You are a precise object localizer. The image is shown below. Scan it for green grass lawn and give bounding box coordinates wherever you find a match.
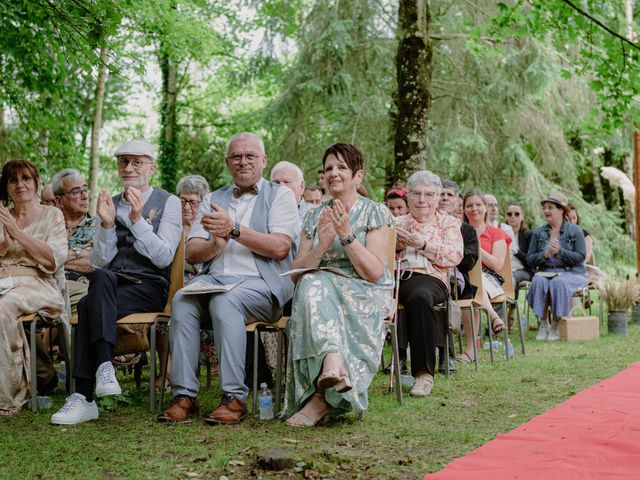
[2,314,639,480]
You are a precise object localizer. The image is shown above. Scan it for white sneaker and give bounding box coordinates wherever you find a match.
[51,393,99,425]
[547,320,560,341]
[536,320,549,341]
[95,361,122,397]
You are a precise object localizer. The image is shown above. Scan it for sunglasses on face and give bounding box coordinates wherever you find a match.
[506,211,521,217]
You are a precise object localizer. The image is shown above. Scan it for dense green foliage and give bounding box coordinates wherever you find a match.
[0,0,637,270]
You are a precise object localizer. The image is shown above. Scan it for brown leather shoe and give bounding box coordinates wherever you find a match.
[157,395,199,423]
[204,395,248,425]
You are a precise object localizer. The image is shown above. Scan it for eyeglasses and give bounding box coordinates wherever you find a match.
[228,153,261,165]
[117,158,153,169]
[180,198,201,209]
[8,176,34,186]
[61,187,89,199]
[506,211,521,217]
[409,190,437,199]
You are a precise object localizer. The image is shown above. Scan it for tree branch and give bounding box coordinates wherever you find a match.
[560,0,640,51]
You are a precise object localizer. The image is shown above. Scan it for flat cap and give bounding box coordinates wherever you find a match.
[113,140,155,161]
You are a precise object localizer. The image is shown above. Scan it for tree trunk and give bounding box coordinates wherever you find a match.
[591,155,606,206]
[159,50,178,192]
[393,0,432,183]
[89,45,110,215]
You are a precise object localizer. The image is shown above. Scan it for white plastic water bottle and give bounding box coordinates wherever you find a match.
[26,396,53,410]
[58,361,67,383]
[258,383,274,420]
[504,338,515,359]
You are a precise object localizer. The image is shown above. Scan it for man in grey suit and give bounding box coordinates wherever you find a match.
[158,132,300,425]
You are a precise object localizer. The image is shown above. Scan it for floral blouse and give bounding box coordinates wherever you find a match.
[395,211,464,287]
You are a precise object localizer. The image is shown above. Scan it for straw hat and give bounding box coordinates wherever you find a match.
[540,192,570,214]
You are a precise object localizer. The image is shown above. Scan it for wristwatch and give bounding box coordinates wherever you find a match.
[229,222,241,240]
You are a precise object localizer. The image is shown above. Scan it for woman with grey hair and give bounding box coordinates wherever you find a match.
[176,175,210,238]
[395,171,463,397]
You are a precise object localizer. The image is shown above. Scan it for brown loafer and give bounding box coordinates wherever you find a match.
[157,395,199,423]
[204,395,248,425]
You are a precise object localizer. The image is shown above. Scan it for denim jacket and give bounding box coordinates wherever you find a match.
[526,220,586,274]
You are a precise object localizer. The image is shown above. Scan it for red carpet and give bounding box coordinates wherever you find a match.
[425,362,640,479]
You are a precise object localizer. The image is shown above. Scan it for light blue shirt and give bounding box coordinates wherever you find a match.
[91,188,183,269]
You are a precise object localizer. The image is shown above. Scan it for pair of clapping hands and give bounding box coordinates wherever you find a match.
[97,187,146,228]
[395,218,426,251]
[0,204,22,249]
[543,237,560,259]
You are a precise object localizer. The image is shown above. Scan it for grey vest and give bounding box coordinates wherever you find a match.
[203,181,295,308]
[110,188,172,283]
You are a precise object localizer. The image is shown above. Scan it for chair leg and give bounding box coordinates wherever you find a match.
[275,330,283,415]
[469,307,479,372]
[252,330,259,415]
[149,323,157,410]
[486,309,494,363]
[389,323,402,405]
[502,300,509,363]
[30,320,38,412]
[514,301,526,356]
[159,325,169,410]
[58,323,72,394]
[70,325,76,394]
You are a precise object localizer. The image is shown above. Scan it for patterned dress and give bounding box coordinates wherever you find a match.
[283,196,394,418]
[0,206,67,411]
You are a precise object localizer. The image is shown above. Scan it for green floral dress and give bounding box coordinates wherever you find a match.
[283,196,394,418]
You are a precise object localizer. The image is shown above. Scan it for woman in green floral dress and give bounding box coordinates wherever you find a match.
[283,143,393,427]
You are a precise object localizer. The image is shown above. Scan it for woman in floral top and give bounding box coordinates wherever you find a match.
[395,171,463,397]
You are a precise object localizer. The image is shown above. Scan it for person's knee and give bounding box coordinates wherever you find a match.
[404,290,436,309]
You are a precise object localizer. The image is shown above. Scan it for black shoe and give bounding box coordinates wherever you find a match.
[438,356,456,375]
[38,374,59,395]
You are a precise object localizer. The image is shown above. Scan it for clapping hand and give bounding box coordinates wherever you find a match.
[0,225,14,252]
[97,188,116,228]
[544,238,560,258]
[395,226,423,250]
[201,203,234,238]
[326,199,352,239]
[317,208,337,252]
[124,186,144,224]
[0,205,19,239]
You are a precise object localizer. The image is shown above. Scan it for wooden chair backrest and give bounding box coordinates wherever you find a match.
[162,235,186,314]
[386,228,397,276]
[464,250,485,306]
[495,246,515,300]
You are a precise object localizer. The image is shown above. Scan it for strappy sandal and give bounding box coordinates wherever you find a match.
[0,407,20,416]
[285,393,329,427]
[456,352,474,364]
[491,315,506,335]
[317,370,352,393]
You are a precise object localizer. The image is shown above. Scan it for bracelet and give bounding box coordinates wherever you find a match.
[340,234,356,247]
[310,247,323,260]
[421,239,427,251]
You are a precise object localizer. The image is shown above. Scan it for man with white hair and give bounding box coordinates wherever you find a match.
[270,160,311,222]
[51,140,182,425]
[40,183,55,206]
[159,132,299,425]
[52,168,94,312]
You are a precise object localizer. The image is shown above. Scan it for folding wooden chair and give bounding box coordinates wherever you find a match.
[454,255,483,371]
[246,316,289,415]
[72,237,185,411]
[383,229,405,404]
[483,252,526,362]
[20,271,72,412]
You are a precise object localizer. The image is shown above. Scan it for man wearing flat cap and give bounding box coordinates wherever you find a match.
[51,140,182,425]
[158,132,299,425]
